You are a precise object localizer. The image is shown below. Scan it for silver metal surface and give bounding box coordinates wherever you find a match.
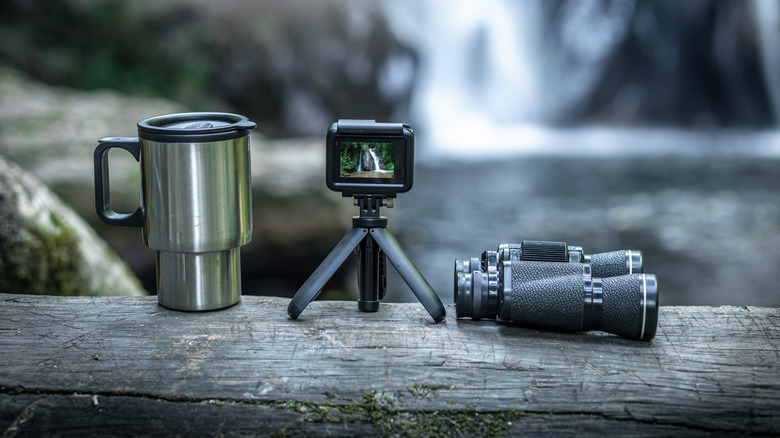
[142,135,251,311]
[141,137,252,253]
[156,248,242,311]
[628,250,643,275]
[97,112,254,312]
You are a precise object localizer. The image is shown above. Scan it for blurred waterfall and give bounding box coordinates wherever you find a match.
[385,0,780,155]
[385,0,546,152]
[753,0,780,124]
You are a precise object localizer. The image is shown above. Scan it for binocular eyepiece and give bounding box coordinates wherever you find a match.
[455,240,659,341]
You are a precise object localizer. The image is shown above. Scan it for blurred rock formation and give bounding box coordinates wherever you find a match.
[0,153,145,296]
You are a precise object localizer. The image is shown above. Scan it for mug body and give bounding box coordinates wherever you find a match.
[140,136,252,252]
[137,112,255,311]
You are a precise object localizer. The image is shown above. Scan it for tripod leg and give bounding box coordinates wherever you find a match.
[288,228,367,319]
[378,247,387,300]
[370,228,446,322]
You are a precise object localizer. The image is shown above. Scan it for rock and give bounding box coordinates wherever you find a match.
[540,0,777,127]
[0,153,146,296]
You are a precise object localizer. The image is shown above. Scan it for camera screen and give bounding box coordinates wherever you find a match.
[338,141,396,180]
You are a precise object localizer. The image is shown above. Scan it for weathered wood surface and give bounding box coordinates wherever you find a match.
[0,294,778,437]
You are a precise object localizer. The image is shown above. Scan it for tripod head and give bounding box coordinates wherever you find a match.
[352,195,391,227]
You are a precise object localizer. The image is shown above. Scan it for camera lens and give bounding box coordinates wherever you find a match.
[454,258,475,318]
[454,257,479,318]
[454,254,499,320]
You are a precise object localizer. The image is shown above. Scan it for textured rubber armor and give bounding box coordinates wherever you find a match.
[601,275,645,339]
[509,260,584,331]
[590,250,631,278]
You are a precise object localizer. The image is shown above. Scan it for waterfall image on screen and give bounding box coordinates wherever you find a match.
[339,141,395,179]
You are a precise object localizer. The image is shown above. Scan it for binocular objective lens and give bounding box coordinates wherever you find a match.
[454,257,499,320]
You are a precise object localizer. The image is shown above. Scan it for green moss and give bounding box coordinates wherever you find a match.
[267,389,526,438]
[0,195,87,295]
[408,383,439,398]
[269,427,291,438]
[389,410,524,438]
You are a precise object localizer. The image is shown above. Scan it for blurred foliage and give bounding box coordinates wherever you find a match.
[375,143,394,170]
[340,142,360,176]
[0,0,216,109]
[0,0,414,137]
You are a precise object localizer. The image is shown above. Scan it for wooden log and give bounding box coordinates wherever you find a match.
[0,294,778,436]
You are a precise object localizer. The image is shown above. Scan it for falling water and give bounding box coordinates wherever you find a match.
[385,0,544,154]
[753,0,780,123]
[384,0,780,156]
[368,149,382,171]
[355,148,391,176]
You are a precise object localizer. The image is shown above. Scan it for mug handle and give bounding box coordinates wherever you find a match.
[93,137,145,228]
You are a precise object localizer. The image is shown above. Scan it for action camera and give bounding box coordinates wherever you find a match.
[325,119,414,198]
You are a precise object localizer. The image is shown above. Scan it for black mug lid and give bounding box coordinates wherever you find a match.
[138,112,256,142]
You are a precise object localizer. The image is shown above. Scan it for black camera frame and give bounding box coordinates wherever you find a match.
[326,119,414,198]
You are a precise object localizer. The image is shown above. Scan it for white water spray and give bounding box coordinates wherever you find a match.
[384,0,780,157]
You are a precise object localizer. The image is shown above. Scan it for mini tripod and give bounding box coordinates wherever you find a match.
[287,195,446,322]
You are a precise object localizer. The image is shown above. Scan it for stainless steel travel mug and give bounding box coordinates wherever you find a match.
[94,112,256,311]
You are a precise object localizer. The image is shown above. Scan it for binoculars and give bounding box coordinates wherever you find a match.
[455,240,659,340]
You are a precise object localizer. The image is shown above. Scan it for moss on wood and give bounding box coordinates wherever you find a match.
[264,388,527,438]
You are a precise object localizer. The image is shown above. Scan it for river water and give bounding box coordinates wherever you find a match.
[382,127,780,307]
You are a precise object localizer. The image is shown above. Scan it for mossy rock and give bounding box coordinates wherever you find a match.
[0,153,145,296]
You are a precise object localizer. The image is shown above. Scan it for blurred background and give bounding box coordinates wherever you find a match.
[0,0,778,306]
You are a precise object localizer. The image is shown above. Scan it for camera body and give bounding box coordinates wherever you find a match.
[326,119,414,198]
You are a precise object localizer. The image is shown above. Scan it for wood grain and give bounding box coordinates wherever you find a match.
[0,294,777,436]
